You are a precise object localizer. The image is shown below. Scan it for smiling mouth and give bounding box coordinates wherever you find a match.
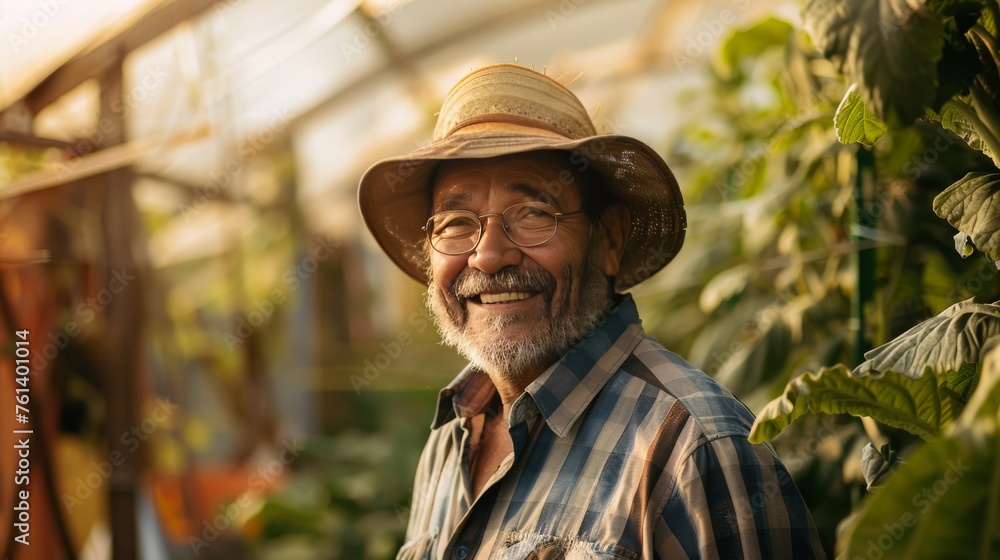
[474,291,535,304]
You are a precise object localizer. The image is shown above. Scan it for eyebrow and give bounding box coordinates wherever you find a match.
[509,183,547,201]
[432,192,469,213]
[432,182,557,213]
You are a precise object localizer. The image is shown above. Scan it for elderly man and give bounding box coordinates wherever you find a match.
[359,64,824,559]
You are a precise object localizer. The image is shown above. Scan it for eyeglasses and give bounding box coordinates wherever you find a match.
[423,201,587,255]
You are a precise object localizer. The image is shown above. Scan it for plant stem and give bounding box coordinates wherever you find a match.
[972,83,1000,154]
[970,24,1000,76]
[860,416,889,448]
[952,97,1000,166]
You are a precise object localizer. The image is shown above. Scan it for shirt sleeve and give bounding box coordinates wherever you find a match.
[654,435,826,559]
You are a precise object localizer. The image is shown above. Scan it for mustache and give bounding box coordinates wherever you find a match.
[451,267,554,299]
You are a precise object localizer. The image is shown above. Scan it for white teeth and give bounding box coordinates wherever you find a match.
[480,292,532,304]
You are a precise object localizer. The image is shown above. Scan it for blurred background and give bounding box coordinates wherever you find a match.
[2,0,997,558]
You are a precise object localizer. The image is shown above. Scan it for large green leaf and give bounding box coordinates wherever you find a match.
[804,0,944,126]
[856,298,1000,379]
[925,101,995,162]
[749,364,964,442]
[834,84,888,145]
[840,341,1000,558]
[933,172,1000,263]
[841,417,999,558]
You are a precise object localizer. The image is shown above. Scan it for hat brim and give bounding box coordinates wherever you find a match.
[358,128,686,290]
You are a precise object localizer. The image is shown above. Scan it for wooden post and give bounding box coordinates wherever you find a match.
[98,53,143,560]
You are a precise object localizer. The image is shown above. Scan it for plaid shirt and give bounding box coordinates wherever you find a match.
[399,295,825,559]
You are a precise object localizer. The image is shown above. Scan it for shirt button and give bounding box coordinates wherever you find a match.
[455,544,471,559]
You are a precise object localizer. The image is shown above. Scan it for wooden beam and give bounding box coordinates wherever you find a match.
[0,126,208,201]
[23,0,219,114]
[0,130,83,153]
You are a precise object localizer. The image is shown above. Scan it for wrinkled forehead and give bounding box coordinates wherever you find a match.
[430,151,585,211]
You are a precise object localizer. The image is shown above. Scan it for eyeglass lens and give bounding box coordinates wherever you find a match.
[427,202,559,255]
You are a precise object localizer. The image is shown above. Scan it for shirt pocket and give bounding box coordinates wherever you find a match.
[397,528,438,560]
[495,531,638,560]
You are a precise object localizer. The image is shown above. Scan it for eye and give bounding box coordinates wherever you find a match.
[508,204,554,226]
[432,213,479,238]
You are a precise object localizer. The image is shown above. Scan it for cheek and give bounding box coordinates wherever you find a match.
[429,254,465,289]
[528,247,585,301]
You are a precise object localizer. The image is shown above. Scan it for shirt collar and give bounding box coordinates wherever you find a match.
[431,295,645,434]
[524,294,644,437]
[431,364,495,429]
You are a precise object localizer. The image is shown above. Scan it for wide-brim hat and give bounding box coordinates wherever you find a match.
[358,63,686,290]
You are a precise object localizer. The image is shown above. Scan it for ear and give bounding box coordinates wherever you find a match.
[595,202,630,277]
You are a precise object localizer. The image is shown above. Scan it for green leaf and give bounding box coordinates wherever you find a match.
[841,416,999,559]
[749,364,964,442]
[958,338,1000,423]
[855,298,1000,379]
[926,101,995,163]
[945,361,982,401]
[842,340,1000,558]
[955,231,977,257]
[933,172,1000,263]
[979,0,999,36]
[719,18,795,77]
[861,442,900,490]
[834,84,889,145]
[804,0,945,126]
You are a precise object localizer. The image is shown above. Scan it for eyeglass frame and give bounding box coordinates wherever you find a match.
[422,201,590,256]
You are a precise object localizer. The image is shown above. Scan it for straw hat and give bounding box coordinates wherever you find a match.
[357,63,686,290]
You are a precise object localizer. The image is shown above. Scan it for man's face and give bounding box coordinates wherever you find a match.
[425,151,623,381]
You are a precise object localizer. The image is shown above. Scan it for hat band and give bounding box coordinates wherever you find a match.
[444,113,573,140]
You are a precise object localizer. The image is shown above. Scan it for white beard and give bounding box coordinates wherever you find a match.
[426,247,611,382]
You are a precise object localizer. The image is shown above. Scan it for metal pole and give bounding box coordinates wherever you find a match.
[853,146,877,365]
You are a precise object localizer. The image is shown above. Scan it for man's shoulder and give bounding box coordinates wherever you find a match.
[613,335,756,442]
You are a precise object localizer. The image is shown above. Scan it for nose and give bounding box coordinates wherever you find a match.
[466,215,522,274]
